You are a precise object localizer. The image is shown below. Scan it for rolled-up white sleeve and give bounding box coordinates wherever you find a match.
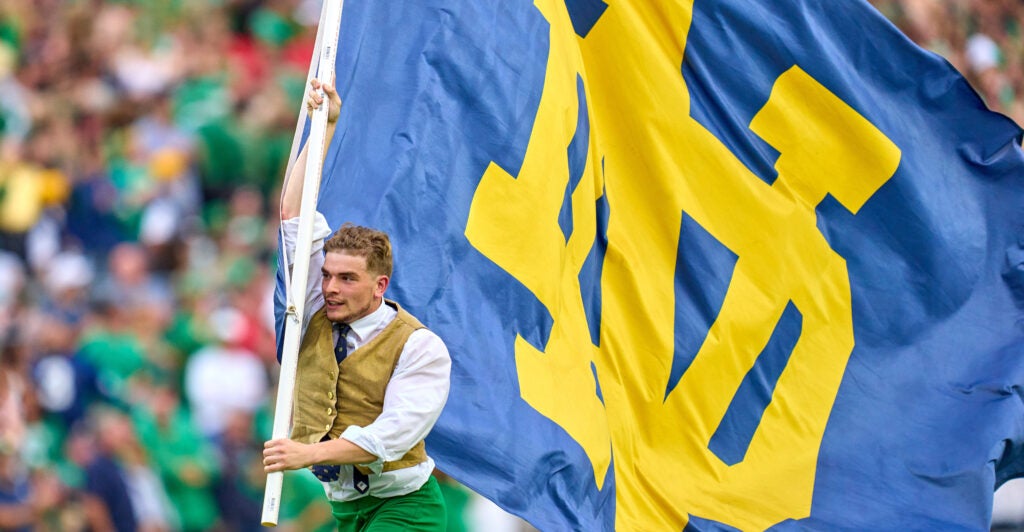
[340,328,451,473]
[280,212,333,326]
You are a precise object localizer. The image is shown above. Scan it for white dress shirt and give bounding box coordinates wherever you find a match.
[281,214,451,501]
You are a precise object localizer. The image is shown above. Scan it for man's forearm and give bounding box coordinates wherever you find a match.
[264,433,376,473]
[281,121,338,220]
[314,436,377,465]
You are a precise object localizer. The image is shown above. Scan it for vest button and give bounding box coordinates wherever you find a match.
[328,391,334,400]
[324,423,331,431]
[326,407,333,415]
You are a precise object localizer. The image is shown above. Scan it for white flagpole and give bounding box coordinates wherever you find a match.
[262,0,344,526]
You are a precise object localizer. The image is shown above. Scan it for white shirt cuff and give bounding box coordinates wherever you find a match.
[341,425,386,475]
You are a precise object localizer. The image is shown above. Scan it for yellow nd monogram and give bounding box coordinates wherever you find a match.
[465,1,900,529]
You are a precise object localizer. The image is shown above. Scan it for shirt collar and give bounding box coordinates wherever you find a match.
[346,298,390,342]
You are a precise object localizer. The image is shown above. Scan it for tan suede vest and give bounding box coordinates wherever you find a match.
[290,299,428,472]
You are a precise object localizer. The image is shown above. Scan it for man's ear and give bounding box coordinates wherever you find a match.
[375,275,390,298]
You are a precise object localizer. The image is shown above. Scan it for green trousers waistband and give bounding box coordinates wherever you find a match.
[329,476,446,532]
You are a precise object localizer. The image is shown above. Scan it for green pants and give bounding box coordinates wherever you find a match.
[329,476,447,532]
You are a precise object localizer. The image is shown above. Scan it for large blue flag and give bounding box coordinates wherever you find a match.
[280,0,1024,529]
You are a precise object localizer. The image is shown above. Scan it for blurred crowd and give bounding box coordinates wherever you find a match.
[0,0,1017,530]
[0,0,342,529]
[870,0,1024,124]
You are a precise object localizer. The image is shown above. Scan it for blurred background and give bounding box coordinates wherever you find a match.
[0,0,1018,530]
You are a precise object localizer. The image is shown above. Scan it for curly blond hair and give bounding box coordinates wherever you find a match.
[323,223,393,277]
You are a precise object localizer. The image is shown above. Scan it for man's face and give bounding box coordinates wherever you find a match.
[321,251,388,324]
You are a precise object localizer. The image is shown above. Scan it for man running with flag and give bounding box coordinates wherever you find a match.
[263,78,451,532]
